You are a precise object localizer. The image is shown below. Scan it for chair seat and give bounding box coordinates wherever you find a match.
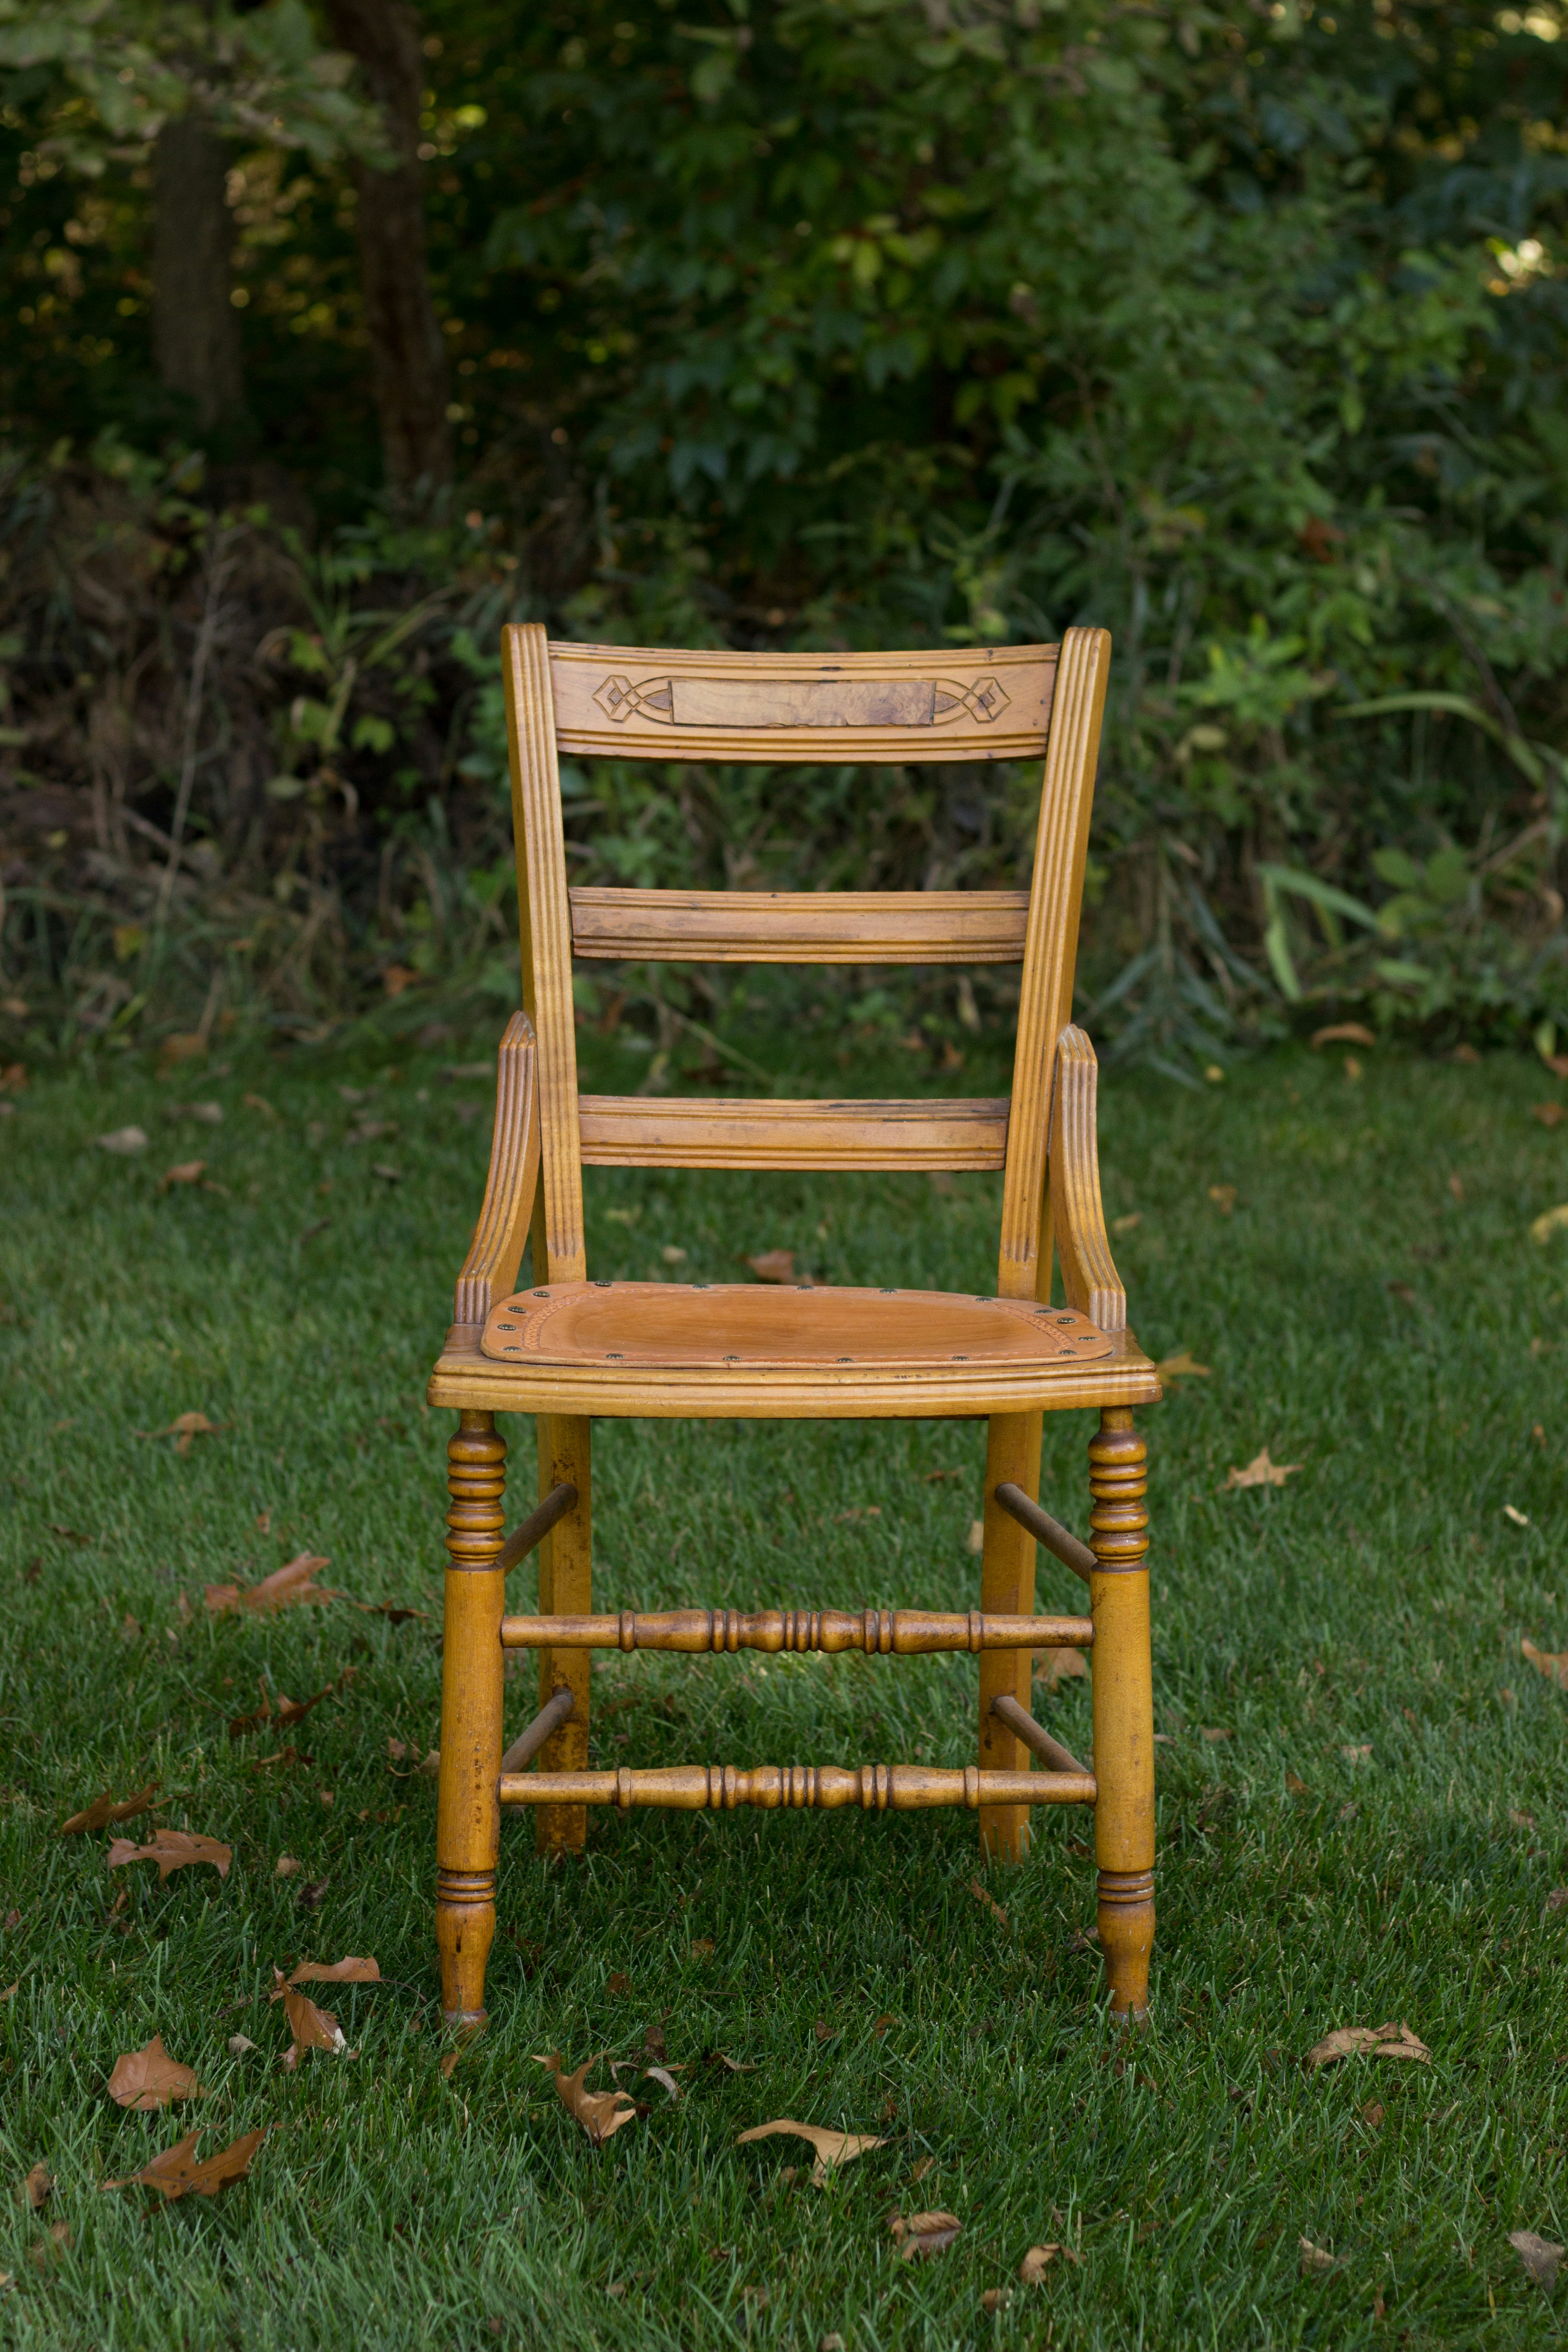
[426,1282,1161,1420]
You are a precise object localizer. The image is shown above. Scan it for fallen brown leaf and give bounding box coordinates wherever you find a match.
[227,2035,255,2056]
[205,1551,336,1615]
[107,1829,231,1882]
[1019,2244,1077,2283]
[708,2051,759,2072]
[107,2034,204,2110]
[298,1877,329,1910]
[137,1411,224,1455]
[1522,1637,1568,1690]
[980,2286,1011,2314]
[1034,1645,1089,1691]
[103,2126,266,2200]
[20,2164,50,2211]
[813,2018,837,2045]
[690,1937,714,1960]
[534,2050,638,2146]
[1285,1771,1309,1796]
[1362,2100,1385,2127]
[1509,2230,1564,2290]
[59,1783,159,1835]
[280,1987,346,2068]
[891,2210,962,2259]
[274,1856,302,1879]
[1533,1102,1567,1129]
[911,2154,936,2182]
[1208,1183,1237,1215]
[967,1875,1009,1927]
[1200,1726,1234,1743]
[607,1973,631,1995]
[1306,2021,1429,2068]
[1156,1350,1211,1380]
[735,2120,887,2187]
[0,1982,16,2002]
[645,2066,682,2099]
[1299,2237,1336,2275]
[1222,1448,1303,1491]
[275,1955,379,1990]
[1546,1886,1568,1915]
[159,1161,206,1192]
[1311,1022,1376,1049]
[229,1681,337,1740]
[745,1249,795,1284]
[94,1125,147,1155]
[1111,1210,1141,1234]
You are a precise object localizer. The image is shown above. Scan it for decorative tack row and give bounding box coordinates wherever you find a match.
[498,1606,1093,1655]
[497,1763,1096,1812]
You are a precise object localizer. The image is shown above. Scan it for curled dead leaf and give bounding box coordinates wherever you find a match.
[535,2050,638,2146]
[1306,2021,1429,2068]
[59,1783,159,1835]
[20,2164,50,2211]
[735,2120,887,2187]
[204,1552,336,1615]
[227,2035,255,2056]
[708,2051,759,2072]
[1522,1637,1568,1691]
[644,2066,682,2099]
[1311,1022,1376,1049]
[745,1250,796,1284]
[1223,1448,1303,1491]
[890,2210,962,2259]
[274,1856,302,1879]
[967,1875,1009,1927]
[1299,2237,1336,2275]
[1509,2230,1564,2290]
[107,1829,230,1882]
[981,2286,1012,2313]
[275,1955,379,1989]
[103,2126,265,2200]
[279,1986,346,2068]
[107,2034,204,2110]
[1019,2244,1067,2283]
[159,1161,206,1191]
[136,1411,225,1456]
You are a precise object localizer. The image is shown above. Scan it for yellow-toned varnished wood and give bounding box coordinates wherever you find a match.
[1050,1025,1127,1333]
[568,887,1030,964]
[435,1411,507,2028]
[977,1411,1043,1864]
[498,1764,1094,1810]
[1088,1407,1154,2019]
[503,623,585,1285]
[498,1606,1092,1653]
[533,1413,593,1857]
[547,640,1058,766]
[452,1010,540,1327]
[997,627,1112,1301]
[577,1094,1009,1171]
[427,1314,1159,1421]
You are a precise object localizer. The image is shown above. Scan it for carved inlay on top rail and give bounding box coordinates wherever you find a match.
[590,673,1011,730]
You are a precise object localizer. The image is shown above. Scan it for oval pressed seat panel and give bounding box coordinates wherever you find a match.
[481,1282,1114,1371]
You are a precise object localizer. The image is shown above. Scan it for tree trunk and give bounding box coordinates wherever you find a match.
[152,116,244,431]
[323,0,452,492]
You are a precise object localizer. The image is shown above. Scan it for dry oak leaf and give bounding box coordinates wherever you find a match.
[137,1411,225,1455]
[735,2120,887,2188]
[534,2050,638,2146]
[1156,1350,1212,1381]
[204,1551,336,1615]
[1019,2244,1080,2282]
[890,2210,963,2259]
[1299,2238,1336,2275]
[103,2126,266,2200]
[20,2164,50,2211]
[270,1956,379,1999]
[279,1988,346,2068]
[1034,1645,1089,1691]
[745,1249,796,1284]
[1522,1637,1568,1691]
[1311,1022,1377,1049]
[1509,2230,1564,2290]
[107,2034,205,2110]
[107,1829,231,1882]
[58,1783,158,1836]
[1222,1449,1303,1491]
[1306,2021,1430,2068]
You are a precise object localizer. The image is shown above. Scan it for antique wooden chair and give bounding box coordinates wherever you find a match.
[427,624,1159,2032]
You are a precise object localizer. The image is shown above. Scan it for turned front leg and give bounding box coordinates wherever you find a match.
[436,1411,507,2029]
[1088,1406,1154,2019]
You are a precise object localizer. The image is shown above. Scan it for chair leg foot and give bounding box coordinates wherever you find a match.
[1098,1866,1154,2019]
[436,1865,495,2029]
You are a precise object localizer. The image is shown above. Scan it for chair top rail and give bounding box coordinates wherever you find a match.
[548,638,1058,764]
[568,886,1030,964]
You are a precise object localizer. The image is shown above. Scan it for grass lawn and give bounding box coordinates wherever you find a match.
[1,1012,1567,2350]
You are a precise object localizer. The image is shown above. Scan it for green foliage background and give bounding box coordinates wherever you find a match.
[4,0,1568,1063]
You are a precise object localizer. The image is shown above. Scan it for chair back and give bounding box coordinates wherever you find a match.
[500,624,1111,1302]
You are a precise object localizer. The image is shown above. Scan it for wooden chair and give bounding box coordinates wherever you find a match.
[427,625,1160,2031]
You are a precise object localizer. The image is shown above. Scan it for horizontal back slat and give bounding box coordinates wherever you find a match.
[550,639,1057,764]
[578,1094,1009,1171]
[569,887,1029,965]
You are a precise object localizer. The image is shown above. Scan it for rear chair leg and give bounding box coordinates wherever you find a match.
[1088,1406,1155,2019]
[436,1411,507,2029]
[978,1411,1044,1865]
[535,1414,593,1857]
